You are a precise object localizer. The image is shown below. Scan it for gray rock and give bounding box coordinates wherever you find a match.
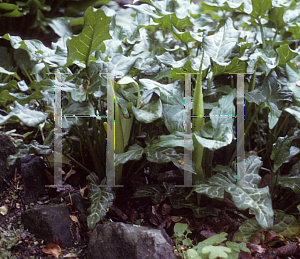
[0,133,21,194]
[21,203,80,248]
[50,191,88,229]
[87,222,177,259]
[20,154,47,204]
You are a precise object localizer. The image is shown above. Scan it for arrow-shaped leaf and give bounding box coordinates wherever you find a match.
[67,7,112,66]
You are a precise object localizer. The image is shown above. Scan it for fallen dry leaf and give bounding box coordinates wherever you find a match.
[42,243,61,258]
[70,215,79,223]
[0,205,8,216]
[64,252,78,258]
[171,216,183,222]
[79,185,88,198]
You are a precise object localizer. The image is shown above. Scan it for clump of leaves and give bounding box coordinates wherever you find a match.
[173,222,193,257]
[173,223,250,259]
[0,223,24,258]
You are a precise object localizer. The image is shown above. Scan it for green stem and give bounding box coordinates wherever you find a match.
[274,114,290,138]
[92,118,104,166]
[228,105,260,166]
[79,140,85,166]
[62,152,94,175]
[83,121,103,177]
[22,65,33,83]
[283,196,300,213]
[203,148,214,179]
[276,189,293,206]
[192,48,205,206]
[196,44,200,56]
[259,19,266,49]
[255,113,262,152]
[271,168,279,199]
[272,31,278,47]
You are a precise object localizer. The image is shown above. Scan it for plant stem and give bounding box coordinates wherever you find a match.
[228,105,260,166]
[284,197,300,213]
[255,113,262,152]
[83,121,103,177]
[62,152,94,175]
[192,48,205,206]
[271,168,279,199]
[272,31,278,47]
[274,114,290,138]
[259,19,266,49]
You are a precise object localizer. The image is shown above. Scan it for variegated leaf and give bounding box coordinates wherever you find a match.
[192,155,274,229]
[86,173,115,230]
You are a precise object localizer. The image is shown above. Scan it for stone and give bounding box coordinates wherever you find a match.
[50,191,88,229]
[21,203,80,248]
[21,154,47,204]
[0,133,21,194]
[87,222,177,259]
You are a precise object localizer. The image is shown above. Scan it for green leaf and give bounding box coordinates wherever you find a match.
[186,249,203,259]
[132,98,162,123]
[271,128,300,172]
[193,90,236,151]
[174,223,191,237]
[251,0,272,19]
[139,79,185,105]
[169,24,202,44]
[272,210,300,238]
[133,182,175,204]
[0,101,48,127]
[48,17,73,37]
[115,144,144,166]
[204,18,240,63]
[150,131,193,150]
[126,4,162,19]
[192,155,274,230]
[1,33,55,63]
[269,6,287,30]
[203,232,227,245]
[284,106,300,123]
[201,245,232,259]
[163,104,185,133]
[271,174,300,194]
[117,76,141,107]
[67,7,112,66]
[86,172,115,230]
[233,209,300,242]
[286,64,300,106]
[211,57,246,77]
[0,67,20,80]
[110,53,140,75]
[276,45,298,67]
[226,241,250,253]
[248,44,279,76]
[169,188,218,218]
[0,3,19,11]
[245,73,292,129]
